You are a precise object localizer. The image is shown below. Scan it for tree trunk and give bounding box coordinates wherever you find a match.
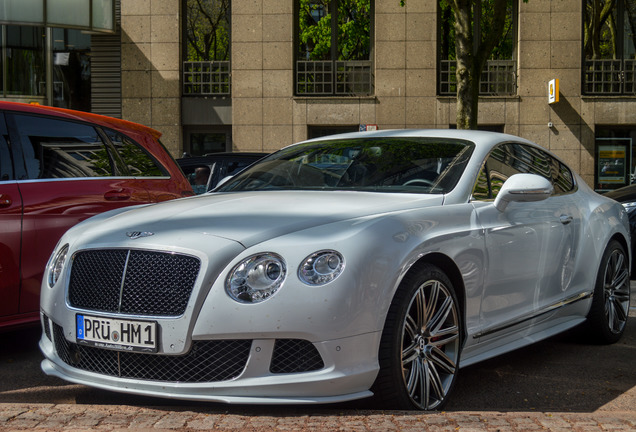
[452,0,477,129]
[450,0,510,130]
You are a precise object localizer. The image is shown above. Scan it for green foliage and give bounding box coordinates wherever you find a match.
[299,0,332,60]
[298,0,370,60]
[88,148,113,177]
[337,0,371,60]
[118,141,163,177]
[185,0,230,62]
[438,0,515,61]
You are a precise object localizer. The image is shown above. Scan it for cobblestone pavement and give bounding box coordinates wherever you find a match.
[1,293,634,431]
[1,403,636,431]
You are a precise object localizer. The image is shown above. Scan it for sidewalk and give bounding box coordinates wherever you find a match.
[2,403,636,431]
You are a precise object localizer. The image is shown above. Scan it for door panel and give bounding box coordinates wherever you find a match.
[0,182,22,319]
[474,194,577,337]
[18,179,151,314]
[7,112,152,316]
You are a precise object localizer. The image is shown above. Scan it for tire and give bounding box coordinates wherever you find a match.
[373,263,462,410]
[586,240,631,344]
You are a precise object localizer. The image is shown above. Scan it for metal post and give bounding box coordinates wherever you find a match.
[1,26,6,98]
[46,27,53,106]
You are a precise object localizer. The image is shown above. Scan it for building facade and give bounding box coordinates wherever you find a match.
[2,0,635,191]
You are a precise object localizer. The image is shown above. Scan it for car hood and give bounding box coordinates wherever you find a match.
[75,191,445,248]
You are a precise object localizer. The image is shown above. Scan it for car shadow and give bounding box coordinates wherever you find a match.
[1,307,634,413]
[443,316,636,412]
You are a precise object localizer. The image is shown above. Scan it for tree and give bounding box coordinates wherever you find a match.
[403,0,522,130]
[185,0,230,62]
[298,0,371,61]
[584,0,617,59]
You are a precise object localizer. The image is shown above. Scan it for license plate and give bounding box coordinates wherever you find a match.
[76,314,158,353]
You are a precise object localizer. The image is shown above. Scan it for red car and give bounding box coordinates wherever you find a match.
[0,102,193,330]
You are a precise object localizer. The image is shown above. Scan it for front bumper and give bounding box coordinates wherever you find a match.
[39,324,381,404]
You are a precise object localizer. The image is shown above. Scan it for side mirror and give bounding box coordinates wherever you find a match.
[494,173,554,212]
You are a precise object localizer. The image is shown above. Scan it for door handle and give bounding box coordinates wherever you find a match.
[559,214,573,225]
[104,190,131,201]
[0,193,11,208]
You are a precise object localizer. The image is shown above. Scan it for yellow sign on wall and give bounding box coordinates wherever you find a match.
[548,79,559,104]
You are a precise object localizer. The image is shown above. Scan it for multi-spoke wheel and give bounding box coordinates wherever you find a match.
[587,240,630,344]
[373,264,462,410]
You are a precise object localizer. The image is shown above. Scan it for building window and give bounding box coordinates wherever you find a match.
[52,28,91,112]
[308,125,359,139]
[183,127,231,156]
[595,127,636,191]
[2,26,46,98]
[583,0,636,95]
[438,0,517,96]
[295,0,373,97]
[183,0,231,96]
[0,25,91,110]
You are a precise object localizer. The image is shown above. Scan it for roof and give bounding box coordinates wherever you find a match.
[0,101,162,140]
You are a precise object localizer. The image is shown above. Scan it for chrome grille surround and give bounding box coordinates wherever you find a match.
[68,249,201,316]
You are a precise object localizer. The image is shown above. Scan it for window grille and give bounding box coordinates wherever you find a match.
[625,60,636,94]
[584,59,636,95]
[335,61,373,95]
[183,61,230,96]
[296,60,373,96]
[439,60,517,96]
[297,61,333,95]
[584,60,623,95]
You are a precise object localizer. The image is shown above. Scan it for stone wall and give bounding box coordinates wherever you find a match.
[117,0,636,187]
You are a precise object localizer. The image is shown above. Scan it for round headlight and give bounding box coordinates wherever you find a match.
[299,250,344,286]
[226,253,286,303]
[48,244,69,287]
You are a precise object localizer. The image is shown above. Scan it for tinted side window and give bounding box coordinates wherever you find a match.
[473,143,574,201]
[505,143,575,194]
[473,145,514,201]
[552,160,575,194]
[105,129,166,177]
[222,159,254,177]
[0,115,12,181]
[11,114,113,179]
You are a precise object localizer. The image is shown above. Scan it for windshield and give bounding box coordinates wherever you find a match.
[217,137,474,194]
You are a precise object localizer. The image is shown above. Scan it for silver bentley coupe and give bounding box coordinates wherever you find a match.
[40,129,631,410]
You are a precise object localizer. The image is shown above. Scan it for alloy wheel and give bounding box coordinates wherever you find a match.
[400,279,460,410]
[602,248,630,335]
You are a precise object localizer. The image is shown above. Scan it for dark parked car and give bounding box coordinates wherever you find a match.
[0,101,193,330]
[177,152,268,194]
[605,184,636,277]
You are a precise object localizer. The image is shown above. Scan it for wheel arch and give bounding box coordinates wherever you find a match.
[610,232,631,275]
[402,252,467,343]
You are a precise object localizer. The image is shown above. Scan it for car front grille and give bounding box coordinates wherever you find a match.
[53,324,251,383]
[68,249,200,316]
[270,339,325,373]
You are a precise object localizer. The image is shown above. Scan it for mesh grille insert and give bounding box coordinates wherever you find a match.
[53,324,251,383]
[270,339,324,373]
[69,249,200,316]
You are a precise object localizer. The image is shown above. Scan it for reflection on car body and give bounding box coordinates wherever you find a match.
[0,101,192,330]
[40,129,630,410]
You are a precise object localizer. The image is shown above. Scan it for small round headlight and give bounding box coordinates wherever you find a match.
[299,250,345,286]
[226,253,286,303]
[48,244,69,287]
